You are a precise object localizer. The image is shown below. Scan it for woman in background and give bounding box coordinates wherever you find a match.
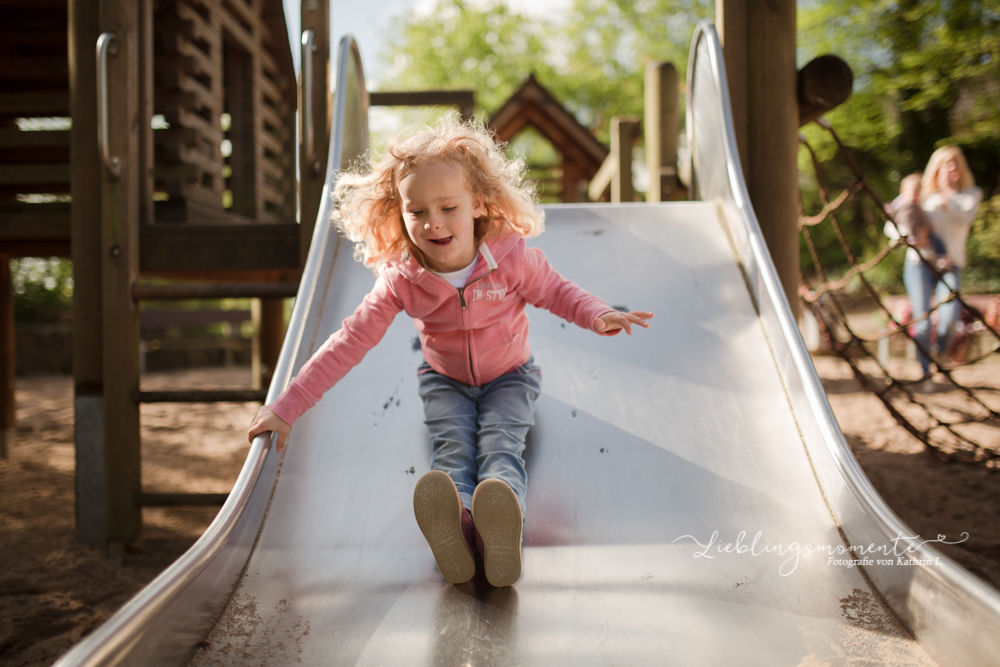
[911,146,982,385]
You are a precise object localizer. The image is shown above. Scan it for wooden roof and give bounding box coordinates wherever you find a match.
[488,75,608,170]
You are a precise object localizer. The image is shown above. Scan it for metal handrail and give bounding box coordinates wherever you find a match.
[96,32,121,178]
[301,29,317,175]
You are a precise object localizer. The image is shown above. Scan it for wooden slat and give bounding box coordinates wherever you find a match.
[370,90,476,109]
[258,104,286,136]
[256,72,283,106]
[257,127,283,156]
[170,107,223,144]
[178,144,224,178]
[138,389,267,402]
[0,91,69,115]
[220,0,269,41]
[212,3,258,55]
[0,203,70,238]
[0,128,70,148]
[0,59,69,79]
[174,4,222,52]
[258,180,284,206]
[134,282,297,300]
[139,223,299,271]
[257,155,284,181]
[0,164,70,185]
[139,493,229,506]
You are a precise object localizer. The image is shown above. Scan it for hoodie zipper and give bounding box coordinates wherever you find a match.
[456,268,496,384]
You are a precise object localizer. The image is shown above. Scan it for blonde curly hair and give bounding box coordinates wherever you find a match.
[333,116,544,270]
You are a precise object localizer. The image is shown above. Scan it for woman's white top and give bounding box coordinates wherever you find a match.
[922,187,983,269]
[431,255,479,288]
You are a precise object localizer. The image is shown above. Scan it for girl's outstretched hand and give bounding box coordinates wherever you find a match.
[594,310,654,335]
[248,405,292,452]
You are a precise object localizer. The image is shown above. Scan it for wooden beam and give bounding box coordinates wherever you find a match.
[0,92,70,116]
[0,164,71,185]
[139,223,300,271]
[70,0,107,548]
[369,90,475,119]
[137,389,267,403]
[0,129,70,149]
[98,0,144,551]
[133,281,298,300]
[0,202,71,236]
[138,492,229,506]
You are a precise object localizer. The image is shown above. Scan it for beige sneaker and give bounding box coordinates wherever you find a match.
[413,471,476,584]
[472,479,523,587]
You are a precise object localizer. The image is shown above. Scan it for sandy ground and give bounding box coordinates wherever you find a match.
[1,359,999,667]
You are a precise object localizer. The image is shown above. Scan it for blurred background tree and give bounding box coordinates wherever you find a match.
[384,0,1000,292]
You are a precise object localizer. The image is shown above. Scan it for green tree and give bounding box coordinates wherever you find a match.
[377,0,711,142]
[546,0,711,135]
[379,0,558,113]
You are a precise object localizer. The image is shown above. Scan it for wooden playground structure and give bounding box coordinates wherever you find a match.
[0,0,850,557]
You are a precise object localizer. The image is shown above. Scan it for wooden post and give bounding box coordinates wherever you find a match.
[718,0,799,319]
[611,116,639,203]
[252,298,285,391]
[0,257,14,459]
[644,62,681,202]
[299,0,330,263]
[717,0,749,178]
[70,0,107,546]
[71,0,146,555]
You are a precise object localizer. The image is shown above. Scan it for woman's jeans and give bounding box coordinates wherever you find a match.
[417,359,542,516]
[903,258,961,375]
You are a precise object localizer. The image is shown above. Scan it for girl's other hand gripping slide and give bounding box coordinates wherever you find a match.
[248,405,292,452]
[594,310,654,335]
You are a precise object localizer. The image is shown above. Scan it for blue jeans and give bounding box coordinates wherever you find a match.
[417,358,542,516]
[903,258,961,375]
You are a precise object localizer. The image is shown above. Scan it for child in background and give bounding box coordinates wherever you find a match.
[248,118,652,587]
[896,203,951,272]
[885,172,948,262]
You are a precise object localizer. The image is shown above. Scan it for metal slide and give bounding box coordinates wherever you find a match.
[56,23,1000,667]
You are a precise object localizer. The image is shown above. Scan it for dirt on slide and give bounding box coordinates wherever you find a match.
[1,360,999,666]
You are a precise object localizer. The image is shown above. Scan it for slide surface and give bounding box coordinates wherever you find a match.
[187,201,936,665]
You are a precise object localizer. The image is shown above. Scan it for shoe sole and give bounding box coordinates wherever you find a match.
[413,471,475,584]
[472,479,523,587]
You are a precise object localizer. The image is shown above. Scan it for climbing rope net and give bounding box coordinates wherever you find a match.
[798,120,1000,468]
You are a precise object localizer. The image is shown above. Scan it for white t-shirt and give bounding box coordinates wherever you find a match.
[923,187,983,269]
[432,255,479,288]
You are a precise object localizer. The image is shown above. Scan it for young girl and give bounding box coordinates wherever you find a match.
[247,118,652,587]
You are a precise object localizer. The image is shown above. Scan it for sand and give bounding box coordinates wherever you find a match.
[1,359,998,667]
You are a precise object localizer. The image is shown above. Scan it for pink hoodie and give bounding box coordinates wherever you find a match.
[270,232,616,426]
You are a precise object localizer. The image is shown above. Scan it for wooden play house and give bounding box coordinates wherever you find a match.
[489,75,608,203]
[0,0,335,555]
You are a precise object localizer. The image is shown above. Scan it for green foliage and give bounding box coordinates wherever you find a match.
[380,0,558,113]
[12,258,73,323]
[378,0,711,143]
[965,194,1000,293]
